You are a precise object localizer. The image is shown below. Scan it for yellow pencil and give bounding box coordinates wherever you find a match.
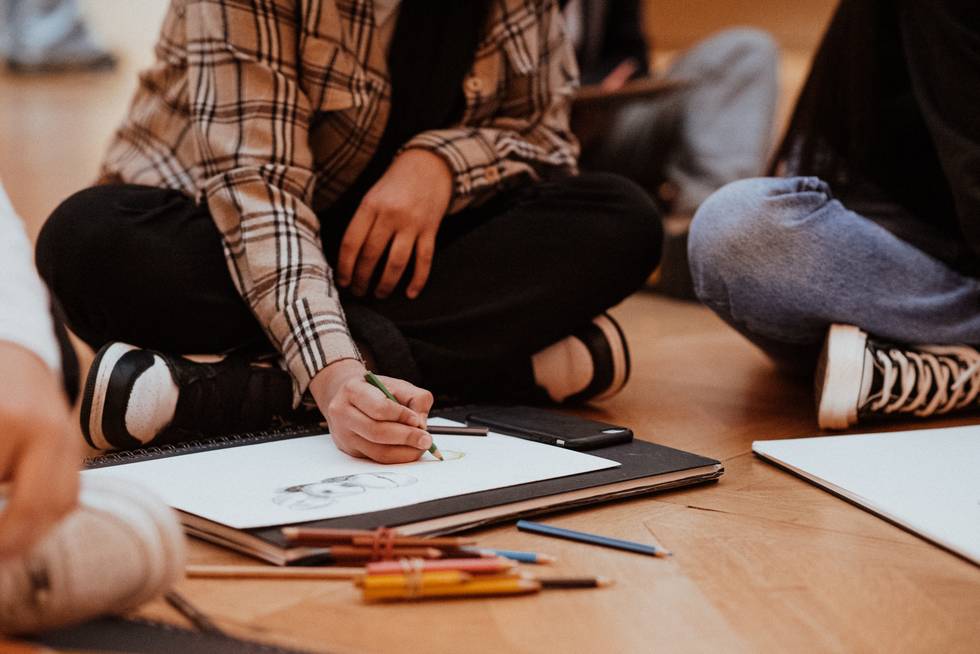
[358,571,472,589]
[362,577,540,601]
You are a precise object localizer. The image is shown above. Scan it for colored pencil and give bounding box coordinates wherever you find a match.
[324,545,445,561]
[358,571,472,589]
[461,547,557,564]
[426,425,489,436]
[365,557,516,575]
[516,520,672,557]
[535,576,614,589]
[364,372,443,460]
[349,535,477,548]
[281,527,476,549]
[185,565,363,580]
[362,577,540,601]
[281,526,375,544]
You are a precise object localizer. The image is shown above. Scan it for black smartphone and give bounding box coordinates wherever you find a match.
[463,405,633,451]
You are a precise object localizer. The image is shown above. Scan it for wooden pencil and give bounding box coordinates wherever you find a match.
[282,526,379,543]
[365,557,516,575]
[348,535,477,548]
[186,564,364,580]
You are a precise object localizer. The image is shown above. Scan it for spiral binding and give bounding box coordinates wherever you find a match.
[83,424,323,469]
[83,406,472,469]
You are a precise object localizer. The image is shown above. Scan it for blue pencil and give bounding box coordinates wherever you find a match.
[462,547,557,564]
[516,520,672,558]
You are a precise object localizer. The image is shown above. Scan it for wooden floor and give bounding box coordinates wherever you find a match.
[2,4,979,653]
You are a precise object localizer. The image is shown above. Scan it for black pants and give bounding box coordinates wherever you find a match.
[36,173,662,402]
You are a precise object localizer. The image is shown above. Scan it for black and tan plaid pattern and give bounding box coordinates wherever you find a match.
[101,0,579,396]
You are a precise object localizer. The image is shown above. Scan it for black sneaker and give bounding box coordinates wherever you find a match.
[80,343,298,450]
[532,314,631,404]
[816,324,980,429]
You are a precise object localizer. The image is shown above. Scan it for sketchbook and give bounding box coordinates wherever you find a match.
[753,425,980,566]
[84,416,722,565]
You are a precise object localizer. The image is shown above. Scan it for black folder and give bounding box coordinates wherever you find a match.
[86,408,723,565]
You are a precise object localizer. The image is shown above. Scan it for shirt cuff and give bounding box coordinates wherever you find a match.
[268,297,362,402]
[402,129,505,213]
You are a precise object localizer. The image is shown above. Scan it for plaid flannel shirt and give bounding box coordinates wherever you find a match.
[101,0,580,397]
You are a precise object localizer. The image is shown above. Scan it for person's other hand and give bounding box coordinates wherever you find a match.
[310,359,435,464]
[600,58,639,92]
[337,149,453,300]
[0,342,79,560]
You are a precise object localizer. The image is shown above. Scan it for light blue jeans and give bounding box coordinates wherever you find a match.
[585,29,778,213]
[688,177,980,372]
[0,0,106,65]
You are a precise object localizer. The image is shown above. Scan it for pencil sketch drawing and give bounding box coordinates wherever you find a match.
[272,472,418,510]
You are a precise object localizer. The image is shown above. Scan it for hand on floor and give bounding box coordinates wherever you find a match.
[311,359,435,464]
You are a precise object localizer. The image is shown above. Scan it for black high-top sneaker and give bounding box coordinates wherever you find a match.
[80,342,302,450]
[531,314,631,404]
[816,324,980,429]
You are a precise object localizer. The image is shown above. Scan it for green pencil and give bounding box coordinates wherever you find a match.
[364,372,444,461]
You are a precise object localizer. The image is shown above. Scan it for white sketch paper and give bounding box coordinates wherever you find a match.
[84,419,620,528]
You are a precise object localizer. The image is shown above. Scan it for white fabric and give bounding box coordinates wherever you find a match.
[562,0,584,51]
[0,180,60,371]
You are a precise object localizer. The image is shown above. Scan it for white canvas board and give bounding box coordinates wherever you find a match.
[84,419,619,529]
[753,425,980,565]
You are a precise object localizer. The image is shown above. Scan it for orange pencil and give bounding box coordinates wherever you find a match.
[349,535,476,548]
[325,546,444,561]
[366,557,515,575]
[363,577,540,601]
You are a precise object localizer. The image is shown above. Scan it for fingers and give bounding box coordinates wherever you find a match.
[347,405,432,450]
[379,376,435,418]
[406,233,435,299]
[337,202,377,288]
[350,380,423,426]
[351,223,394,297]
[335,431,425,465]
[0,424,78,559]
[374,232,415,299]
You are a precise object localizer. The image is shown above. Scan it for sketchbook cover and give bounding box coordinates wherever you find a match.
[753,425,980,566]
[243,436,720,548]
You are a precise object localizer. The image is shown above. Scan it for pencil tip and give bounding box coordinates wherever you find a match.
[655,550,672,558]
[433,449,445,461]
[596,576,615,587]
[538,554,558,564]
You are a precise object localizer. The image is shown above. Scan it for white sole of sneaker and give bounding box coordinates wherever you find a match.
[816,324,868,430]
[591,314,630,401]
[81,342,138,450]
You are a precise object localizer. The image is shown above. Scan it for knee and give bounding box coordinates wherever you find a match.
[709,28,779,76]
[36,186,117,296]
[570,173,664,280]
[688,176,832,308]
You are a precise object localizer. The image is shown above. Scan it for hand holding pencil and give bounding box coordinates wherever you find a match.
[310,360,436,464]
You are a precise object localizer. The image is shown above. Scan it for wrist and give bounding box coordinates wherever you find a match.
[310,358,367,408]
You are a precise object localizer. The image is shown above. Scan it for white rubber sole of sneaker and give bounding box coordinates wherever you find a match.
[82,342,138,450]
[816,324,868,430]
[591,314,629,401]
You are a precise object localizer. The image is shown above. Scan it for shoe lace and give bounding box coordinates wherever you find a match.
[864,344,980,417]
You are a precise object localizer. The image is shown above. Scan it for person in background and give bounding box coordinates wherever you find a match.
[563,0,777,297]
[0,180,182,635]
[689,0,980,430]
[0,0,114,72]
[36,0,662,464]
